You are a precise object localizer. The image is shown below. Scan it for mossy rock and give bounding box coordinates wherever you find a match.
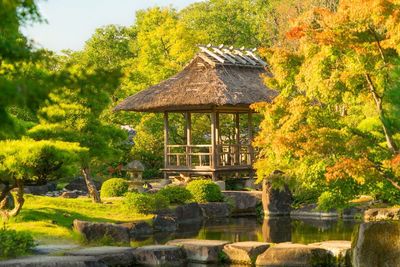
[352,221,400,267]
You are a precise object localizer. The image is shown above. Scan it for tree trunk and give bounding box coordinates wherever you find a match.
[365,73,398,154]
[0,180,24,219]
[81,168,101,203]
[0,184,10,210]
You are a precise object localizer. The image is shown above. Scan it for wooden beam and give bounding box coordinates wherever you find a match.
[199,46,225,63]
[235,113,240,165]
[185,112,192,168]
[248,111,254,167]
[247,111,254,179]
[164,112,169,176]
[211,110,218,180]
[215,111,220,167]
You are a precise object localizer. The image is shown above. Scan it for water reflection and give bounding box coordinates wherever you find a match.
[130,216,360,247]
[262,217,291,243]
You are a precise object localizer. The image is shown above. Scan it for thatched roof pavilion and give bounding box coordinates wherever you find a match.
[115,45,277,180]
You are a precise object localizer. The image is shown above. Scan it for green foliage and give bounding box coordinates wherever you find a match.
[186,180,223,203]
[130,113,164,178]
[369,180,400,205]
[100,178,129,198]
[0,139,88,185]
[0,227,35,259]
[124,192,169,214]
[317,191,343,212]
[317,179,359,211]
[158,185,193,205]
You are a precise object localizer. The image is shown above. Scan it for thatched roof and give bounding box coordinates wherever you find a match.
[114,45,277,112]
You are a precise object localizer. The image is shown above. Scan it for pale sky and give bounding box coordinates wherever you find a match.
[23,0,201,53]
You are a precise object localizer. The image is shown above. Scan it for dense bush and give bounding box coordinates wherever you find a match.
[0,228,35,259]
[158,185,193,204]
[186,179,223,203]
[124,192,169,214]
[100,178,129,198]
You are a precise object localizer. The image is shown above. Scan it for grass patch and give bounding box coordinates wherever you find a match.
[2,194,152,244]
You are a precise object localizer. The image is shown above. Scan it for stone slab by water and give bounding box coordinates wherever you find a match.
[223,241,271,264]
[0,256,105,267]
[65,246,135,267]
[255,243,335,267]
[133,245,186,266]
[167,239,230,263]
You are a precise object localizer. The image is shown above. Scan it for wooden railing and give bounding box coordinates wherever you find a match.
[166,144,252,168]
[166,145,212,168]
[217,144,252,166]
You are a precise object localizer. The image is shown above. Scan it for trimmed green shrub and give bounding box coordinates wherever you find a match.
[158,185,193,204]
[124,192,169,214]
[186,179,223,203]
[100,178,129,198]
[0,228,35,259]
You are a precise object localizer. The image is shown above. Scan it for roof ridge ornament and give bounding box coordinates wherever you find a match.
[198,44,267,68]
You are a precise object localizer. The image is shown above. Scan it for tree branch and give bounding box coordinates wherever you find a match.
[364,73,398,154]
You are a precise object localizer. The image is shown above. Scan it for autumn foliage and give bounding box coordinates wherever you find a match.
[254,0,400,208]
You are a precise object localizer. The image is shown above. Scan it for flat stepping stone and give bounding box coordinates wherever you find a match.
[309,240,351,257]
[65,246,135,267]
[0,255,105,267]
[132,245,186,266]
[167,239,230,263]
[255,242,335,267]
[223,241,271,264]
[33,244,81,255]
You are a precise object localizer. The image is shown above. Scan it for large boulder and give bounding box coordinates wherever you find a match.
[132,245,186,266]
[174,202,203,222]
[24,183,55,195]
[65,246,135,267]
[73,219,130,244]
[352,221,400,267]
[223,241,270,265]
[120,221,153,238]
[166,239,230,263]
[222,191,262,215]
[255,243,335,267]
[199,202,231,219]
[309,240,351,266]
[65,178,101,192]
[153,215,178,232]
[262,181,292,216]
[0,256,105,267]
[364,207,400,221]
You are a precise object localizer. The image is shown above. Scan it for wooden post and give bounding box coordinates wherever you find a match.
[215,112,220,167]
[248,111,255,178]
[164,112,169,179]
[211,110,218,180]
[235,113,240,165]
[185,112,192,167]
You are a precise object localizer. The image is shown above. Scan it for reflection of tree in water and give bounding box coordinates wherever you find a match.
[262,217,292,243]
[197,217,262,242]
[291,219,359,244]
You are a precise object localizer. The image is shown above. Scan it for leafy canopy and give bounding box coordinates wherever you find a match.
[253,0,400,207]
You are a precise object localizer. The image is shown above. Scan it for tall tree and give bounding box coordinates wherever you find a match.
[29,51,127,203]
[253,0,400,208]
[0,0,52,139]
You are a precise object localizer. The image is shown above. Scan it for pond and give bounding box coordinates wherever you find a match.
[130,216,360,247]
